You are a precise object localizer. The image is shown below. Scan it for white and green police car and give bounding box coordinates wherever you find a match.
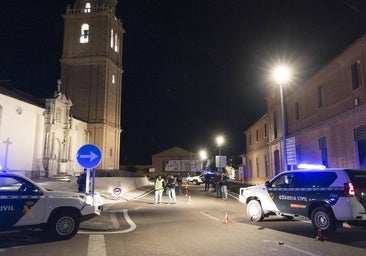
[0,171,102,240]
[239,168,366,234]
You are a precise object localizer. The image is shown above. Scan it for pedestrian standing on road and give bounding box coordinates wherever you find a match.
[221,171,229,199]
[166,173,176,204]
[214,171,222,198]
[154,175,165,204]
[177,173,183,194]
[77,168,87,193]
[204,172,211,191]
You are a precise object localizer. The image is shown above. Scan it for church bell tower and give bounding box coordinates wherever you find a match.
[60,0,124,169]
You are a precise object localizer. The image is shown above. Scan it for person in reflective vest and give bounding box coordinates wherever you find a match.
[154,175,165,204]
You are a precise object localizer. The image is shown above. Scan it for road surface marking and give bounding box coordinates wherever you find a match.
[79,209,137,235]
[200,211,220,221]
[88,235,106,256]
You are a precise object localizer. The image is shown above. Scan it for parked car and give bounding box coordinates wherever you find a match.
[0,171,102,240]
[187,174,204,185]
[239,168,366,234]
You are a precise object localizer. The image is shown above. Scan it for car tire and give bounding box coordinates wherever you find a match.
[48,210,80,240]
[311,206,337,234]
[192,180,198,185]
[247,200,264,222]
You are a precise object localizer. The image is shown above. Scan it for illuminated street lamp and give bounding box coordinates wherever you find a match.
[272,65,291,171]
[216,135,224,172]
[199,150,207,172]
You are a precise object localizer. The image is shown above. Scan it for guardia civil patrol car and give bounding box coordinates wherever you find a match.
[239,168,366,234]
[0,171,102,240]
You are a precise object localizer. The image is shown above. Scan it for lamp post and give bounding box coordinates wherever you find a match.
[216,136,224,172]
[273,66,291,171]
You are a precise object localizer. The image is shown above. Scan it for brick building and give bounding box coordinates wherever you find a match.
[244,34,366,184]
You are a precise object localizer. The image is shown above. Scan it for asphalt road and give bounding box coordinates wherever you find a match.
[1,184,366,256]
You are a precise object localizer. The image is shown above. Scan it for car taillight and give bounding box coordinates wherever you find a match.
[344,182,355,196]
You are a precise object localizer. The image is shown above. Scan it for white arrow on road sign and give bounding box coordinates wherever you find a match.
[79,151,98,162]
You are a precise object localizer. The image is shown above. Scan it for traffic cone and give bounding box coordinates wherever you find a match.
[188,196,192,204]
[223,212,231,224]
[314,228,325,241]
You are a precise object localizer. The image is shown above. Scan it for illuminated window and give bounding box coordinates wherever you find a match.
[114,33,118,52]
[112,74,116,84]
[85,2,91,13]
[110,29,114,48]
[80,24,89,44]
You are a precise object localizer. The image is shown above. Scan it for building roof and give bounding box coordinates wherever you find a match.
[0,81,44,108]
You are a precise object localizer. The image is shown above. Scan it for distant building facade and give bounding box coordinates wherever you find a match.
[244,34,366,184]
[151,147,199,177]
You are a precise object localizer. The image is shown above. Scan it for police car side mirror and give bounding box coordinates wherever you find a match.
[31,187,42,195]
[265,181,270,187]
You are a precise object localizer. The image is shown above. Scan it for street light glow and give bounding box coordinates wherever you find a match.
[273,65,291,85]
[216,136,224,147]
[199,150,207,160]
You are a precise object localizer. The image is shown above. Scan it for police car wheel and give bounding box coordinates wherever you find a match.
[311,206,336,234]
[247,200,264,222]
[193,180,198,185]
[48,211,80,240]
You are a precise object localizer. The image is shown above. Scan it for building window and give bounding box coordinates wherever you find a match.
[295,101,300,120]
[352,61,361,90]
[110,29,114,48]
[265,154,269,177]
[80,24,89,44]
[114,33,119,52]
[318,86,324,108]
[249,159,252,178]
[256,157,260,178]
[112,74,116,84]
[110,29,119,52]
[249,134,252,145]
[84,2,91,13]
[256,129,259,142]
[273,111,278,139]
[319,137,328,167]
[264,123,267,137]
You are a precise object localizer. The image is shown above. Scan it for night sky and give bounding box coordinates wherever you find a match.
[1,1,366,164]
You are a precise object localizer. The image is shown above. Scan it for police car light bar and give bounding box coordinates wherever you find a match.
[298,163,326,170]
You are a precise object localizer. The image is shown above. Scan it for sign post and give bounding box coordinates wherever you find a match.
[76,144,102,194]
[286,137,297,169]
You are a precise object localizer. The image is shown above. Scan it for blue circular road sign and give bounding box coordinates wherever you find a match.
[77,144,103,169]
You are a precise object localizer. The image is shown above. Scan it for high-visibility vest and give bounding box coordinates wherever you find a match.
[155,178,164,190]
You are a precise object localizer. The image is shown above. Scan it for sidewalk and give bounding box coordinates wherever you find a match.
[35,178,154,231]
[80,185,154,231]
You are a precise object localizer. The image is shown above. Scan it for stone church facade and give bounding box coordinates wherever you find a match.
[0,0,124,177]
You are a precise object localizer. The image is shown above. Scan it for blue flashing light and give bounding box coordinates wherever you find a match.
[298,163,326,170]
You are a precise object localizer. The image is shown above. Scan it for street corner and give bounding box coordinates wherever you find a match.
[79,212,120,231]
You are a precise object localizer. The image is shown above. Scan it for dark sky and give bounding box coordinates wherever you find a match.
[1,1,366,164]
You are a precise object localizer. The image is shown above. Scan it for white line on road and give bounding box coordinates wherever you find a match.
[88,235,106,256]
[78,209,137,235]
[200,211,220,221]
